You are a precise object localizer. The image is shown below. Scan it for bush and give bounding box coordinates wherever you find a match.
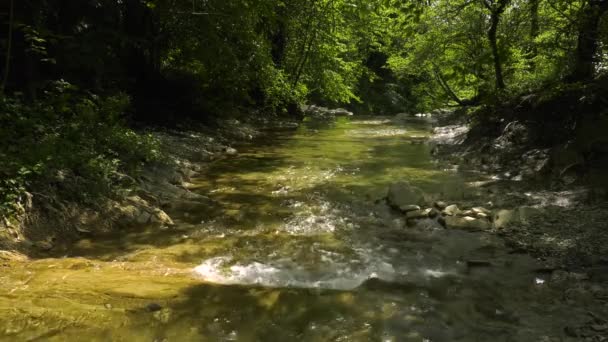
[0,81,161,216]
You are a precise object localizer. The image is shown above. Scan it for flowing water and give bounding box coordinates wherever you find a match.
[0,117,593,341]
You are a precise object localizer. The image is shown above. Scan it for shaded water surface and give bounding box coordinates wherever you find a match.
[0,117,590,341]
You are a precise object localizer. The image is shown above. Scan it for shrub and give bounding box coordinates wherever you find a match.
[0,81,161,216]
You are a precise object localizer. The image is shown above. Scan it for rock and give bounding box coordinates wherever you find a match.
[195,150,215,162]
[224,147,238,156]
[386,182,426,212]
[425,208,440,218]
[472,207,491,215]
[151,209,174,226]
[461,210,474,217]
[400,205,421,212]
[442,204,460,216]
[434,201,448,210]
[406,210,428,220]
[445,216,491,231]
[136,211,152,224]
[493,209,517,229]
[475,212,489,219]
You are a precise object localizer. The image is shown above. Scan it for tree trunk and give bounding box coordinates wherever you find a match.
[488,11,505,89]
[570,0,608,81]
[528,0,539,69]
[433,66,464,105]
[1,0,14,94]
[483,0,510,90]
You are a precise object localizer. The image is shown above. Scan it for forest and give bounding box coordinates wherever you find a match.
[0,0,608,340]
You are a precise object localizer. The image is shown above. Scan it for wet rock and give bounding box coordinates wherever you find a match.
[434,201,448,210]
[224,147,238,156]
[386,182,426,211]
[472,207,491,215]
[445,216,491,231]
[151,209,174,226]
[442,204,460,216]
[425,208,440,218]
[400,205,421,212]
[406,210,428,220]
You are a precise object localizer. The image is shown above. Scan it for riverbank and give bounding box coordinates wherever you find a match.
[424,109,608,339]
[0,115,300,259]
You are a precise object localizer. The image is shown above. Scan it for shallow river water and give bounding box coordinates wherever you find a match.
[0,117,593,341]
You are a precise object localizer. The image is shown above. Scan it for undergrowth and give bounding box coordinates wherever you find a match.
[0,81,161,218]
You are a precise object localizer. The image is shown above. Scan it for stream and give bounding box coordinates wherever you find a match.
[0,116,594,341]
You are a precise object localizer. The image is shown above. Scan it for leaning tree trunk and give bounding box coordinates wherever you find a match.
[570,0,608,81]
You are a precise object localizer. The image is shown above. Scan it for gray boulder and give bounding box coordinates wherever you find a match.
[387,182,427,212]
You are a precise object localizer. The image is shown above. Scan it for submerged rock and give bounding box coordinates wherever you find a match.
[386,182,426,212]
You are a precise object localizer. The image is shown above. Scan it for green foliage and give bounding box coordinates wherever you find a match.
[0,82,161,216]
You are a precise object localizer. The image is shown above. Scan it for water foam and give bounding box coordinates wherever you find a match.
[193,256,395,290]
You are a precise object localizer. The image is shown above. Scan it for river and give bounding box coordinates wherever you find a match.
[0,116,591,341]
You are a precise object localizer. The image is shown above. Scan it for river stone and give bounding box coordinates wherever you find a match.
[472,207,491,215]
[224,147,238,156]
[387,182,426,212]
[406,209,428,220]
[401,205,421,212]
[425,208,440,218]
[442,204,460,216]
[445,216,491,231]
[151,209,174,226]
[434,201,448,210]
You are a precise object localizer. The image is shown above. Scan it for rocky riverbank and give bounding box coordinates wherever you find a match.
[414,109,608,340]
[0,116,300,259]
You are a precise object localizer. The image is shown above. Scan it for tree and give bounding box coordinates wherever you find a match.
[482,0,511,90]
[570,0,608,80]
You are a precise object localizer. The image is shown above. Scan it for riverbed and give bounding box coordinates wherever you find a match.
[0,116,598,341]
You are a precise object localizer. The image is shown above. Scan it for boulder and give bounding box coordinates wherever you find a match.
[386,182,426,212]
[445,216,491,231]
[442,204,460,216]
